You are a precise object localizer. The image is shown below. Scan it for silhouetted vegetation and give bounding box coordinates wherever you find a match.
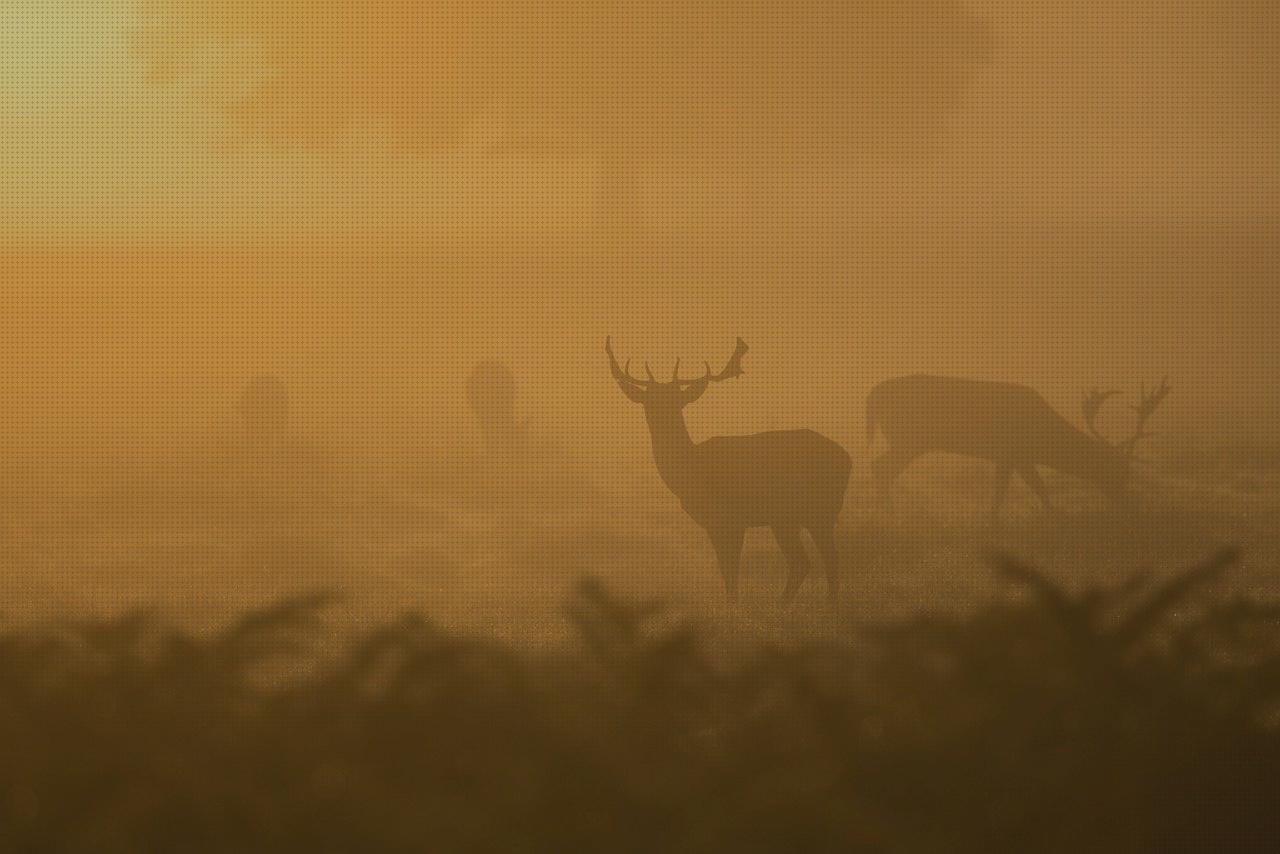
[3,548,1276,852]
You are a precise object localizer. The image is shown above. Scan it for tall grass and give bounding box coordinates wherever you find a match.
[2,549,1277,852]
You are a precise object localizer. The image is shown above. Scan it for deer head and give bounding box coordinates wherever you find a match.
[1080,378,1171,504]
[605,337,748,414]
[1082,378,1171,458]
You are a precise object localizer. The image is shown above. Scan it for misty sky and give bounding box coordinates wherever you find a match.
[1,1,1276,469]
[3,1,1273,233]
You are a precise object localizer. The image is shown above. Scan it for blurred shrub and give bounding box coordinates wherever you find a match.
[2,550,1277,852]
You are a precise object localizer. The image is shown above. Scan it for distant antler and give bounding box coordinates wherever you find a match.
[1082,387,1119,439]
[1122,377,1171,454]
[1082,379,1170,454]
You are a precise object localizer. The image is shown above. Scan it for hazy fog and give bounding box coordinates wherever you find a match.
[2,2,1274,492]
[2,219,1274,499]
[3,7,1278,846]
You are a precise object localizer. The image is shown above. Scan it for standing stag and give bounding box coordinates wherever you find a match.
[606,338,851,602]
[866,375,1171,523]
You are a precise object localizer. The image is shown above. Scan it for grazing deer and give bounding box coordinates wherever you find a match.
[866,375,1170,523]
[606,338,852,602]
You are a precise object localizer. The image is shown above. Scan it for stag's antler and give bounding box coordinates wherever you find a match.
[1082,387,1120,439]
[606,337,659,389]
[702,338,748,384]
[607,337,747,389]
[1122,377,1171,453]
[1082,379,1170,455]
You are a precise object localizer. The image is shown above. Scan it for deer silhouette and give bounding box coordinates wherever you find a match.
[607,338,851,602]
[467,361,530,460]
[866,375,1171,523]
[235,374,332,509]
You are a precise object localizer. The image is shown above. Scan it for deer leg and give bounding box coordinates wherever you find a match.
[1018,465,1059,518]
[709,527,745,601]
[989,464,1013,527]
[773,526,811,604]
[872,448,911,512]
[810,525,842,603]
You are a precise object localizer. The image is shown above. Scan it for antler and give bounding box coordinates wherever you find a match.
[702,338,749,384]
[606,337,748,389]
[606,337,658,389]
[1082,387,1119,439]
[1123,377,1171,452]
[1082,378,1171,454]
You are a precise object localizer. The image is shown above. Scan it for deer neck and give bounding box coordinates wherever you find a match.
[644,408,697,497]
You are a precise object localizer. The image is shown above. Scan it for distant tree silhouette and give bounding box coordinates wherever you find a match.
[133,1,993,229]
[607,338,851,602]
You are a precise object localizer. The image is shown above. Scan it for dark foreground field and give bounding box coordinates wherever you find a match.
[2,443,1279,852]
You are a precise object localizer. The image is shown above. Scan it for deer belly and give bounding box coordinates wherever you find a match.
[879,415,1023,465]
[681,479,830,528]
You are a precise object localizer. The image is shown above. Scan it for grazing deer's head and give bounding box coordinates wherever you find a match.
[1082,378,1172,500]
[605,337,748,421]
